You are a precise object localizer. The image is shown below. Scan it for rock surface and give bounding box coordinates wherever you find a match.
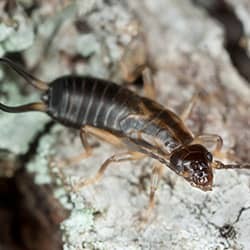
[0,1,249,250]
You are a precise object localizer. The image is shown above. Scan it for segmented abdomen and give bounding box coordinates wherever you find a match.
[45,75,193,154]
[45,76,139,131]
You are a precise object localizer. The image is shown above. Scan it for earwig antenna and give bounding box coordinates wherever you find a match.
[0,102,47,113]
[0,57,49,91]
[213,160,250,169]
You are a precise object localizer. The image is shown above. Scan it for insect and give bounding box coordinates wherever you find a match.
[0,57,249,216]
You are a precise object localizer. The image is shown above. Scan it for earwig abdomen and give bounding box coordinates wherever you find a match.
[45,76,193,155]
[45,76,139,130]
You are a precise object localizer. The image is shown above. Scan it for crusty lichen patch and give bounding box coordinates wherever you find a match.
[60,194,94,250]
[0,8,34,54]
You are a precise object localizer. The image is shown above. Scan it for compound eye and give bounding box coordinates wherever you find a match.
[206,152,213,162]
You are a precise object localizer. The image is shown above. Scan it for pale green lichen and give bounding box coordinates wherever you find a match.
[76,0,100,16]
[0,12,34,53]
[23,122,95,248]
[37,3,77,38]
[0,23,14,42]
[76,34,100,57]
[26,127,58,184]
[26,129,95,250]
[61,192,94,250]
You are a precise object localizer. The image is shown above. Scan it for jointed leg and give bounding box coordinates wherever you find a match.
[192,133,223,155]
[121,61,156,100]
[142,67,156,100]
[53,125,125,168]
[84,125,124,147]
[134,163,164,229]
[56,127,93,168]
[120,35,147,84]
[144,163,164,219]
[193,135,250,170]
[181,93,199,122]
[74,151,146,190]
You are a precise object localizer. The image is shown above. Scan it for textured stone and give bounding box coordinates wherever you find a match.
[0,1,249,249]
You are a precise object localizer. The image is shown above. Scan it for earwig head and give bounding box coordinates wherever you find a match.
[170,144,213,191]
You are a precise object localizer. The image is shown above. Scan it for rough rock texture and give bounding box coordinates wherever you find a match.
[0,1,250,250]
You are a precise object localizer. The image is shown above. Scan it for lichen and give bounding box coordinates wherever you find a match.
[0,22,14,42]
[0,10,34,54]
[23,122,95,249]
[26,125,60,184]
[61,193,94,250]
[76,34,100,57]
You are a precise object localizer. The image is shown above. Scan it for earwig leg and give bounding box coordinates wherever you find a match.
[74,151,146,190]
[120,50,156,100]
[124,66,156,100]
[53,126,125,168]
[119,35,146,84]
[133,163,164,230]
[141,67,156,100]
[56,127,93,168]
[144,163,164,219]
[121,123,171,158]
[120,61,145,84]
[84,125,124,147]
[192,134,223,156]
[193,134,241,162]
[181,93,199,121]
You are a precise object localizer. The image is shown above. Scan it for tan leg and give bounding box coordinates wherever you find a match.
[56,127,93,168]
[55,125,126,168]
[192,134,241,163]
[84,125,124,147]
[121,59,156,100]
[192,133,223,153]
[144,163,164,218]
[120,61,145,84]
[74,151,146,190]
[142,67,156,100]
[181,93,199,121]
[119,34,147,84]
[134,163,164,229]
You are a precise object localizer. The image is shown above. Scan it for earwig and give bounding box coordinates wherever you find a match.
[0,57,249,215]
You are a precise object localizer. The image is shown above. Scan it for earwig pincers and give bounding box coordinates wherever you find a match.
[0,57,249,216]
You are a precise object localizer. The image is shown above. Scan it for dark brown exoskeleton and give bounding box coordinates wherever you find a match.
[0,58,249,217]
